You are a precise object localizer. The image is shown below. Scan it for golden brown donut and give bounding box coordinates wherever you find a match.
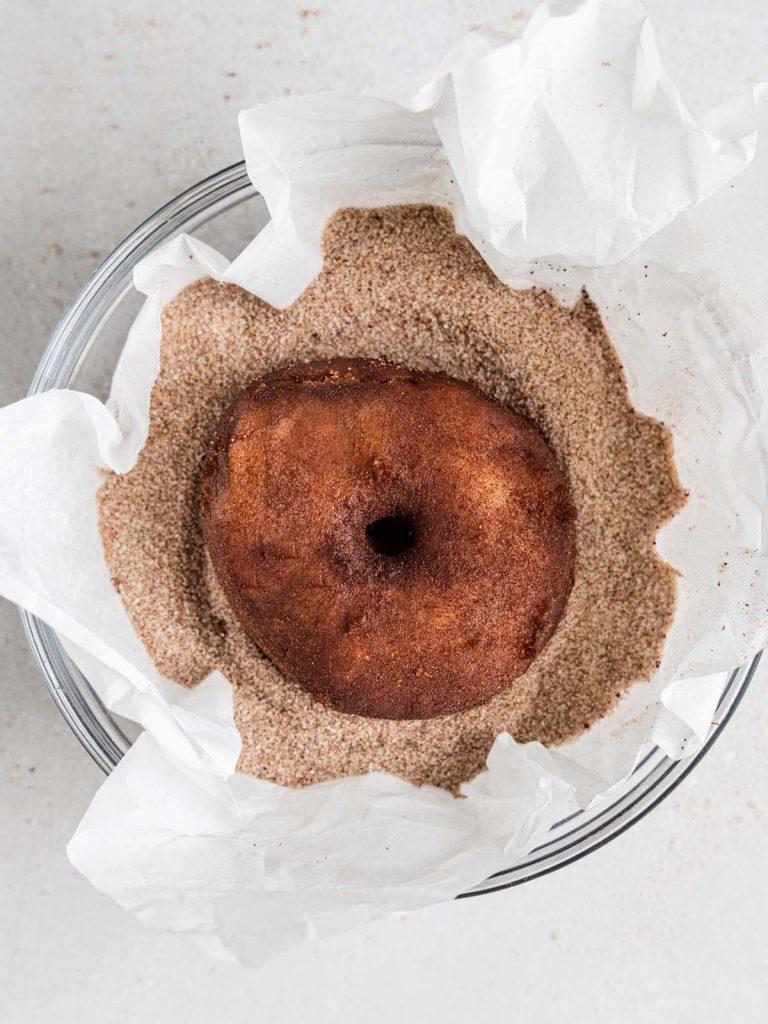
[201,358,576,719]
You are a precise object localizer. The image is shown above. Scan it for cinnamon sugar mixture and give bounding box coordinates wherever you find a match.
[99,206,684,791]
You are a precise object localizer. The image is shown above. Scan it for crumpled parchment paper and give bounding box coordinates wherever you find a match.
[1,0,766,966]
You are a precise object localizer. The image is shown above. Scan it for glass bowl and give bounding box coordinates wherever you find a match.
[22,162,761,897]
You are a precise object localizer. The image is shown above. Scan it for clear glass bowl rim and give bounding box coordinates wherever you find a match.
[21,161,761,898]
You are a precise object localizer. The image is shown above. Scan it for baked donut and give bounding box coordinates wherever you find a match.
[201,358,576,720]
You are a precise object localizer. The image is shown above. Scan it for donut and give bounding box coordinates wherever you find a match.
[201,358,576,720]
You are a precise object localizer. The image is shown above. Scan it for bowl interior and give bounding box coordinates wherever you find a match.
[23,162,759,895]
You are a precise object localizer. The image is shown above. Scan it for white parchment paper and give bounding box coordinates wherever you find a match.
[1,0,767,966]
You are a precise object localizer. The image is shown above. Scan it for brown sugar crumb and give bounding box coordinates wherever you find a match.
[98,205,684,792]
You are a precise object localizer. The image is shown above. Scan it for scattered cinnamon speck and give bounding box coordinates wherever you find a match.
[48,242,62,257]
[298,7,322,32]
[747,799,766,821]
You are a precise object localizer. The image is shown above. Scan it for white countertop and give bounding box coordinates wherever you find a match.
[2,1,768,1021]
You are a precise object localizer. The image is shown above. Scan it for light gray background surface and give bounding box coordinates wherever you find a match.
[2,2,768,1021]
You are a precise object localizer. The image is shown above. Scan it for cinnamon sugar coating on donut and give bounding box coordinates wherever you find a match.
[201,358,576,719]
[99,205,684,790]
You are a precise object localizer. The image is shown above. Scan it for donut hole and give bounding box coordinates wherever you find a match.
[365,515,416,557]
